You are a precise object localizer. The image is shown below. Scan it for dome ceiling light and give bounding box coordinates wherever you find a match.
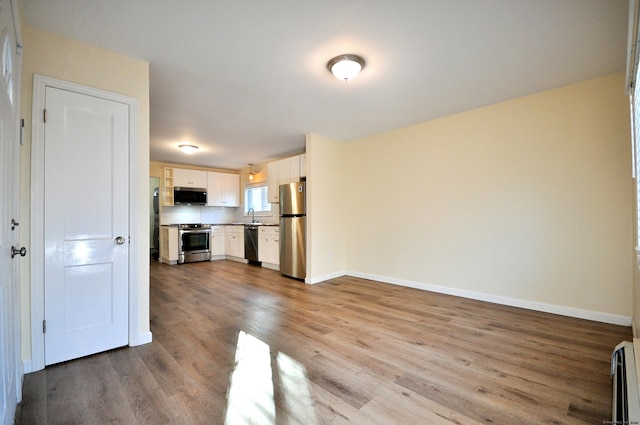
[327,54,365,82]
[178,144,199,154]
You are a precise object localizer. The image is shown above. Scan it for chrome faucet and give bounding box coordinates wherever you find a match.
[248,207,255,223]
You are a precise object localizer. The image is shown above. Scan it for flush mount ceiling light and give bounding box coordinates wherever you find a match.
[178,144,198,154]
[248,163,255,182]
[327,54,365,82]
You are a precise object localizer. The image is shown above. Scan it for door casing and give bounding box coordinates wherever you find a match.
[30,74,140,372]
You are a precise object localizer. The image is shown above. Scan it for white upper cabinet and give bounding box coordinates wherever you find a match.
[173,168,207,188]
[207,171,240,207]
[267,154,304,203]
[267,161,279,203]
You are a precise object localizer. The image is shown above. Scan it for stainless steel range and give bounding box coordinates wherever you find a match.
[178,224,212,264]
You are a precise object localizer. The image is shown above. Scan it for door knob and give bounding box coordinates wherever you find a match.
[11,246,26,258]
[114,236,126,245]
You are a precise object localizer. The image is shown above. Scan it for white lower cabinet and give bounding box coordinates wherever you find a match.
[258,226,279,267]
[225,226,245,259]
[210,226,225,258]
[160,226,179,264]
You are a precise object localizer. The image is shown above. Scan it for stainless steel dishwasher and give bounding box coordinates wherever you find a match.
[244,225,260,263]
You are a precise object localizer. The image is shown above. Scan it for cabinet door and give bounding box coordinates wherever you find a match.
[259,227,280,264]
[271,236,280,265]
[263,235,280,265]
[175,168,207,188]
[268,157,301,204]
[207,172,223,206]
[208,172,239,207]
[267,161,279,203]
[210,228,225,256]
[288,156,300,183]
[190,170,207,188]
[258,234,268,262]
[221,173,240,207]
[225,227,244,257]
[225,233,235,256]
[277,159,291,186]
[173,168,191,187]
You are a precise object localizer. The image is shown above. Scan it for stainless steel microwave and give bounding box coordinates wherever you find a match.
[174,187,207,205]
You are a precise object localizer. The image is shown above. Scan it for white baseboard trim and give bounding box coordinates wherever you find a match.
[306,270,346,285]
[227,256,248,264]
[132,331,153,346]
[328,270,631,326]
[22,359,33,374]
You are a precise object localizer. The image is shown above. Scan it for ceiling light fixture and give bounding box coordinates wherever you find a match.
[248,163,255,182]
[178,144,198,154]
[327,54,365,82]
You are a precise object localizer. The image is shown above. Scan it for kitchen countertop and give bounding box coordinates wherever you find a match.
[220,223,279,226]
[161,223,279,227]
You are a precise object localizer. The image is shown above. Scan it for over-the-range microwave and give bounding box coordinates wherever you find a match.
[174,187,207,205]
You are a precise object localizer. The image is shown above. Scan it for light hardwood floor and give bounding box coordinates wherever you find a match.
[17,259,632,424]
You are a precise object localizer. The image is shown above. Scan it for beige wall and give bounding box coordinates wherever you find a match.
[19,25,151,361]
[333,73,632,322]
[305,134,348,281]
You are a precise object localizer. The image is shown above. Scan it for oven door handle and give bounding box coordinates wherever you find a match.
[179,229,212,234]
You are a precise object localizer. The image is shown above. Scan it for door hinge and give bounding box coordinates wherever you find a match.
[42,319,46,334]
[43,108,47,123]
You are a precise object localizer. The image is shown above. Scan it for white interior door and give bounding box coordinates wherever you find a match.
[43,87,130,366]
[0,0,21,423]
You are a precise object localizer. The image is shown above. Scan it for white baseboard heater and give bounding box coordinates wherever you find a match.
[612,341,640,423]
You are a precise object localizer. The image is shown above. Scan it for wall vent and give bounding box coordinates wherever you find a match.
[612,341,640,422]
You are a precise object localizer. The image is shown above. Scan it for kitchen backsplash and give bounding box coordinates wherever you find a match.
[161,205,237,225]
[161,205,279,225]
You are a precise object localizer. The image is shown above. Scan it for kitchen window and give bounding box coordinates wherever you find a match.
[245,183,271,215]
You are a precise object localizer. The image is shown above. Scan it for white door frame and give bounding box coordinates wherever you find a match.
[30,74,139,372]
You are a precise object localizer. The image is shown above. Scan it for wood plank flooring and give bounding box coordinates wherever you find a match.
[16,259,632,424]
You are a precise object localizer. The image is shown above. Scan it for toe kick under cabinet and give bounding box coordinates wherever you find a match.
[258,226,280,269]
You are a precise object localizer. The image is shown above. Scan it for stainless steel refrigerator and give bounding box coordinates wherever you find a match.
[279,182,306,279]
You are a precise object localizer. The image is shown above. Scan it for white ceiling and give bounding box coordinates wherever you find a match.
[23,0,629,171]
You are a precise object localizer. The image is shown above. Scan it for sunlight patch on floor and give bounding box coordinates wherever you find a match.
[277,351,318,425]
[224,331,275,424]
[224,331,318,425]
